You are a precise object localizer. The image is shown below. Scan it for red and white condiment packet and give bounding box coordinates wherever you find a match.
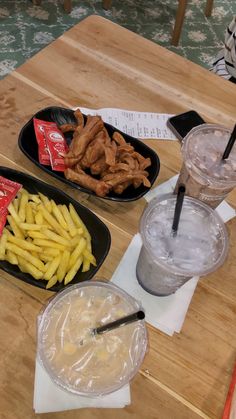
[43,125,69,171]
[34,118,57,166]
[0,176,22,235]
[0,176,22,214]
[0,208,8,236]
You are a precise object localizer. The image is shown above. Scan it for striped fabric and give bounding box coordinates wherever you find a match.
[211,17,236,83]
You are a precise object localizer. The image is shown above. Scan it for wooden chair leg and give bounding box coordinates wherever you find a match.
[102,0,112,10]
[205,0,214,17]
[64,0,72,13]
[171,0,188,47]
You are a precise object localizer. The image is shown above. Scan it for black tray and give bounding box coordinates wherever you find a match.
[0,166,111,292]
[18,106,160,202]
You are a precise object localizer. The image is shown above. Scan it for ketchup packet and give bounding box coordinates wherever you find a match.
[0,176,22,236]
[0,176,22,215]
[0,208,8,236]
[33,118,57,166]
[43,125,69,171]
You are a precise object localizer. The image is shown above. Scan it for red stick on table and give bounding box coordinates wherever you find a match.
[223,362,236,419]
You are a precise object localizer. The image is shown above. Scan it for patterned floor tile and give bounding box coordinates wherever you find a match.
[0,0,234,79]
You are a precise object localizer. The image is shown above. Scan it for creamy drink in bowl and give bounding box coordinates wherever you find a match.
[37,281,147,397]
[175,124,236,208]
[136,194,228,296]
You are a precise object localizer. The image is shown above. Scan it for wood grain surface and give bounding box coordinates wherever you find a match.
[0,15,236,419]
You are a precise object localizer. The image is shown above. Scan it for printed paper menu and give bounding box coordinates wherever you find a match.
[78,107,176,140]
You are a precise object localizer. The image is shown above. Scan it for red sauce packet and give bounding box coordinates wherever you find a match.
[0,208,8,236]
[43,125,69,171]
[33,118,57,166]
[0,176,22,236]
[0,176,22,214]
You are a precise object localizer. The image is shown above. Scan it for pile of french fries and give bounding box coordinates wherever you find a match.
[0,188,96,289]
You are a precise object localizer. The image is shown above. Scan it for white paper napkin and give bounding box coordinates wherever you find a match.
[144,174,178,202]
[112,176,236,336]
[111,233,199,336]
[33,359,130,414]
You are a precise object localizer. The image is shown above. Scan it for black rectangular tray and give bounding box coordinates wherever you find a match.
[18,106,160,202]
[0,166,111,292]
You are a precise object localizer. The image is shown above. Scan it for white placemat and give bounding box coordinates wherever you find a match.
[144,174,178,202]
[111,233,199,336]
[33,359,130,414]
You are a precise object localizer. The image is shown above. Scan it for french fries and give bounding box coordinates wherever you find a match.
[0,232,7,260]
[0,188,96,288]
[18,191,28,222]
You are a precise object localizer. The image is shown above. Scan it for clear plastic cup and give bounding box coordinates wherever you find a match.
[136,194,229,296]
[175,124,236,208]
[37,280,147,397]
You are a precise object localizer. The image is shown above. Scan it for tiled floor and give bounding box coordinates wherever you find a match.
[0,0,234,78]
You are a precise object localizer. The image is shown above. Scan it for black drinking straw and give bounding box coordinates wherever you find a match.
[92,310,145,336]
[172,184,186,237]
[222,123,236,160]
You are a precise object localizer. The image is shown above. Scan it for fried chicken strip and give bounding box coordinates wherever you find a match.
[65,168,111,197]
[104,141,116,166]
[90,155,108,175]
[64,116,104,167]
[105,163,130,173]
[64,152,81,167]
[60,108,152,197]
[70,115,104,158]
[59,123,77,133]
[119,153,136,170]
[130,152,151,170]
[74,109,84,134]
[113,181,132,194]
[112,132,126,145]
[103,171,151,188]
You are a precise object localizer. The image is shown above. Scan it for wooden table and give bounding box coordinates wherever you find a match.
[0,15,236,419]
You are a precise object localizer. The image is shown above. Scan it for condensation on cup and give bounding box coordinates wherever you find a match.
[37,280,147,397]
[175,124,236,208]
[136,194,228,296]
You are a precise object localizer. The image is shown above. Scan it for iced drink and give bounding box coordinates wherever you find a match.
[37,281,147,397]
[175,124,236,208]
[136,194,228,296]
